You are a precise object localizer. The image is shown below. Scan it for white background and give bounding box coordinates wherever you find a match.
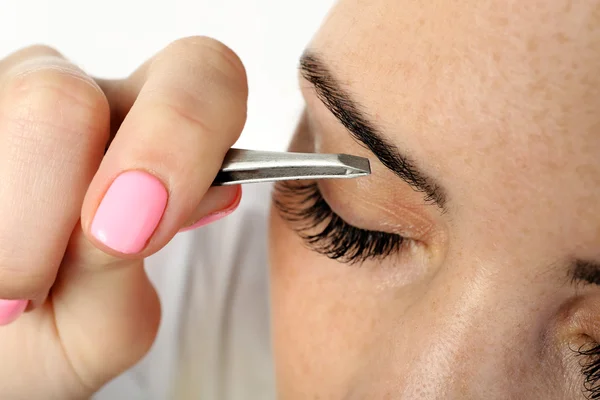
[0,0,337,151]
[0,3,338,398]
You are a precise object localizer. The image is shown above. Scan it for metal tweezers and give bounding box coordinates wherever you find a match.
[212,148,371,186]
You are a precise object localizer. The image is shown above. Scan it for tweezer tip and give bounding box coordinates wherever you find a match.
[337,154,371,176]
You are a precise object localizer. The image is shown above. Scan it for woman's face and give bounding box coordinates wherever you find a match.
[269,0,600,398]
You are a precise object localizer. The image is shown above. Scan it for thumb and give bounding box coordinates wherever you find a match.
[50,222,160,391]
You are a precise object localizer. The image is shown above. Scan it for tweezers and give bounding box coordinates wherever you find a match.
[212,148,371,186]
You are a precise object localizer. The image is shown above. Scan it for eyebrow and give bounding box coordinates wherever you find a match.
[299,51,447,209]
[570,260,600,286]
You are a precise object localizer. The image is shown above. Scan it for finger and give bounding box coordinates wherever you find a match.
[0,46,109,300]
[47,185,243,389]
[34,37,248,387]
[179,185,242,232]
[43,223,161,391]
[81,36,248,256]
[0,45,62,74]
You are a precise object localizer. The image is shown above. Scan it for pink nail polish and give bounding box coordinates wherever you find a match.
[179,189,241,233]
[91,170,168,254]
[179,208,238,232]
[0,299,28,326]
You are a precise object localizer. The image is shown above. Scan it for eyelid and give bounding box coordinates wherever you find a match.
[319,179,441,243]
[273,181,406,264]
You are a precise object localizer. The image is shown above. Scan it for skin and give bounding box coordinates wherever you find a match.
[0,0,598,399]
[0,39,246,398]
[270,0,600,398]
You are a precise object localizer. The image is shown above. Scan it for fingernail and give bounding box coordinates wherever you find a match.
[0,299,28,326]
[179,186,242,232]
[91,170,168,254]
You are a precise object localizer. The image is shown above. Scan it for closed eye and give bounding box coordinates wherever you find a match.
[273,181,406,264]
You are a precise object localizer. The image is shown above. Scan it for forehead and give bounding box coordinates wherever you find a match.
[308,0,600,254]
[312,0,600,147]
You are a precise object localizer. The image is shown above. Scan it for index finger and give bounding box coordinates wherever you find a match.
[81,36,248,256]
[0,46,109,299]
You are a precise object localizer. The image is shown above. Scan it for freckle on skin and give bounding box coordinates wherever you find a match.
[564,0,573,13]
[527,38,539,52]
[555,32,569,44]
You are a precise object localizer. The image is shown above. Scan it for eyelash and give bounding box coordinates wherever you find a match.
[576,341,600,399]
[273,181,406,264]
[275,182,600,400]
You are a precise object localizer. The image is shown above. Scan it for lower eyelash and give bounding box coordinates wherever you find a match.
[575,341,600,399]
[273,181,405,264]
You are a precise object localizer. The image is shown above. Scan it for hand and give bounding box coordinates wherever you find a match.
[0,37,248,399]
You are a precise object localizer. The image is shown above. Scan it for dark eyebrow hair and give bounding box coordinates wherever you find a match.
[299,51,447,209]
[570,260,600,286]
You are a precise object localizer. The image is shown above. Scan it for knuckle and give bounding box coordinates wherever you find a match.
[8,44,62,60]
[0,45,62,71]
[1,66,108,145]
[149,91,244,144]
[160,36,248,92]
[142,37,248,142]
[153,99,214,133]
[144,99,227,155]
[5,65,107,116]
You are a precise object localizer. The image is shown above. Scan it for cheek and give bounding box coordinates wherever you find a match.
[269,206,396,397]
[268,204,570,398]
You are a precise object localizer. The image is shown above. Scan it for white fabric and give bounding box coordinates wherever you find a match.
[94,183,275,400]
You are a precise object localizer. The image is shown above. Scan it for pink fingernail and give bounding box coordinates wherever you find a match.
[179,189,241,233]
[179,208,237,232]
[91,170,168,254]
[0,299,28,326]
